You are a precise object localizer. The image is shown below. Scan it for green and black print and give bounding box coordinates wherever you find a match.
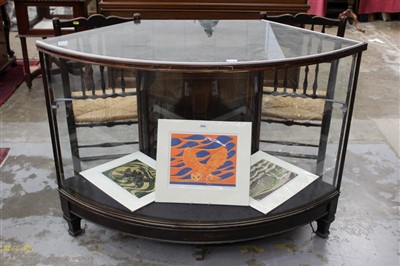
[250,159,297,201]
[103,159,156,198]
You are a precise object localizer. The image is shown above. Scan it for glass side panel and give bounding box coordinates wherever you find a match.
[260,55,356,189]
[37,20,363,65]
[46,58,140,180]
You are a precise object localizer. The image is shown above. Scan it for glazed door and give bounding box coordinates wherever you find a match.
[137,70,263,159]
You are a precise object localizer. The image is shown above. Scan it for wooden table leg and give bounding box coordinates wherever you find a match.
[19,36,33,89]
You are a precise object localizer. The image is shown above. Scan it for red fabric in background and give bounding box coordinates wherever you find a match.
[307,0,328,16]
[0,61,24,107]
[358,0,400,14]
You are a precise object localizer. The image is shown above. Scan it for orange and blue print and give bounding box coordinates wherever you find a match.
[169,133,237,186]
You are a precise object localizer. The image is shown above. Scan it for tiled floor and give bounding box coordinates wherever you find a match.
[1,19,399,265]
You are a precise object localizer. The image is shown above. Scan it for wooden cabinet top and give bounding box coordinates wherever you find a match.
[99,0,310,19]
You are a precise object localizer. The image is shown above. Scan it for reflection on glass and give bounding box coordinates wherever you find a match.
[198,20,219,37]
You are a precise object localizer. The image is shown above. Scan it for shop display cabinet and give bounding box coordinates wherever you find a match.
[36,19,367,253]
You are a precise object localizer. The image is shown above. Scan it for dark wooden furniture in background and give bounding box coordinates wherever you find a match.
[99,0,310,18]
[0,0,16,73]
[13,0,96,88]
